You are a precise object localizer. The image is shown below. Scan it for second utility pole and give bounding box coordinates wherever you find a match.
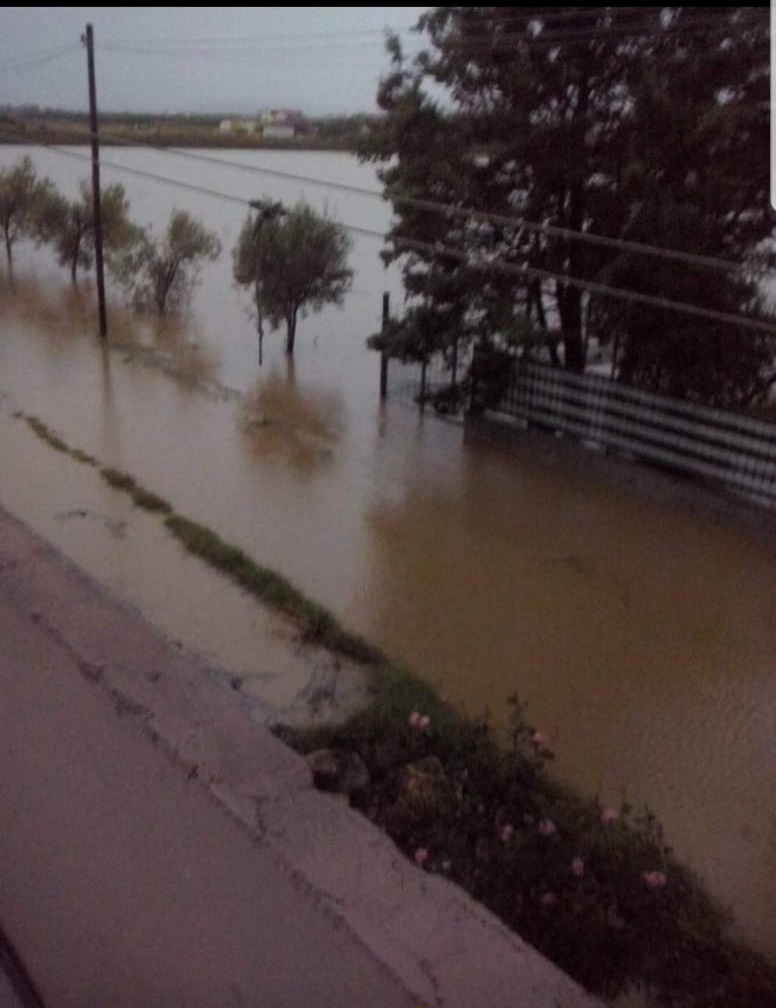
[83,23,107,339]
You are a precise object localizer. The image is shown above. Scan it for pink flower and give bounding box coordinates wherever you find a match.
[540,891,558,909]
[501,823,514,843]
[538,818,557,837]
[643,870,667,890]
[601,806,619,826]
[571,857,585,878]
[418,714,430,731]
[531,731,547,751]
[414,847,429,867]
[408,711,422,728]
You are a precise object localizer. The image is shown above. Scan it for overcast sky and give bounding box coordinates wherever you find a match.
[0,7,432,116]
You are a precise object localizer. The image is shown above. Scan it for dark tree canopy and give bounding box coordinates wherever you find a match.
[362,6,774,408]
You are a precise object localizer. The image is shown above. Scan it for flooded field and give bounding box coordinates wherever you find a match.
[1,145,775,959]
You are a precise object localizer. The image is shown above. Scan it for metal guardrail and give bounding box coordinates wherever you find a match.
[486,358,776,506]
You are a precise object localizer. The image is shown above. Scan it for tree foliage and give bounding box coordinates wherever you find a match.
[34,179,138,283]
[233,199,353,355]
[0,155,54,275]
[362,7,774,408]
[114,209,221,314]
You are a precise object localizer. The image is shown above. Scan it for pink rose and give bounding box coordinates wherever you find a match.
[418,714,430,731]
[571,857,585,878]
[601,807,619,826]
[408,711,422,728]
[531,731,547,751]
[538,818,557,837]
[643,870,667,889]
[414,847,429,867]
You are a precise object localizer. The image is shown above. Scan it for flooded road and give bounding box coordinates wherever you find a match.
[1,145,775,960]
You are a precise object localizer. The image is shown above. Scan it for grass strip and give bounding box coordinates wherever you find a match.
[23,415,70,454]
[163,513,381,662]
[16,411,374,659]
[100,468,172,513]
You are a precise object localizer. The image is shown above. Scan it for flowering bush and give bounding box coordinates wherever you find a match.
[279,687,776,1008]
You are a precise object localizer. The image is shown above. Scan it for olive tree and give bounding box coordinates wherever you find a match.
[114,209,221,314]
[34,179,138,283]
[233,199,353,356]
[0,156,54,276]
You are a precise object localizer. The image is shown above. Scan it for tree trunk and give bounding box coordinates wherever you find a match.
[557,285,585,371]
[4,231,13,282]
[70,230,82,285]
[285,310,297,355]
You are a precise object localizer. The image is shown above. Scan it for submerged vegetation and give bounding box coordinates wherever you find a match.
[13,407,776,1008]
[281,687,776,1008]
[0,156,219,314]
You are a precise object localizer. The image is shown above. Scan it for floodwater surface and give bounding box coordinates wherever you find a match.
[0,146,775,960]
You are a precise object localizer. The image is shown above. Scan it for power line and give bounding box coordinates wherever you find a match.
[0,43,78,68]
[0,45,80,78]
[36,120,753,277]
[6,136,775,339]
[394,237,776,337]
[100,7,759,49]
[90,10,766,67]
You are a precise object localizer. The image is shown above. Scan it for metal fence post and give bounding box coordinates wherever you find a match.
[380,292,389,400]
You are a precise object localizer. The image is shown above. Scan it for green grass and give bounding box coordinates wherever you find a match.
[17,410,372,660]
[163,513,381,662]
[100,467,138,492]
[23,415,70,454]
[71,448,98,466]
[99,468,172,513]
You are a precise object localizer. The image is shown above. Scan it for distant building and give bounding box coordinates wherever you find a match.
[219,118,258,135]
[258,109,306,139]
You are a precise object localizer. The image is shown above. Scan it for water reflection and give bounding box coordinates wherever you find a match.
[0,269,94,337]
[240,362,345,476]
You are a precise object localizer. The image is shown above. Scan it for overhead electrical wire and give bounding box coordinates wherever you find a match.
[95,11,764,62]
[6,135,775,339]
[0,42,79,68]
[100,9,639,46]
[24,119,754,278]
[0,44,81,79]
[100,7,760,50]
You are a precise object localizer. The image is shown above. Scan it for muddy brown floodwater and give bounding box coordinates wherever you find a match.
[0,146,775,962]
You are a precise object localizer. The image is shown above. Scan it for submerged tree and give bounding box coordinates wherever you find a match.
[233,199,353,356]
[362,7,775,407]
[0,156,54,277]
[34,180,138,283]
[113,209,221,314]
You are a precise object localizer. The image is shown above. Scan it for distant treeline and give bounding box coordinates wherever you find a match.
[0,106,378,152]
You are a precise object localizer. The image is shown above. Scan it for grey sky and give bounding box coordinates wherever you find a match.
[0,7,431,116]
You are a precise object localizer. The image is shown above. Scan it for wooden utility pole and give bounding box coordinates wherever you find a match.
[83,23,107,339]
